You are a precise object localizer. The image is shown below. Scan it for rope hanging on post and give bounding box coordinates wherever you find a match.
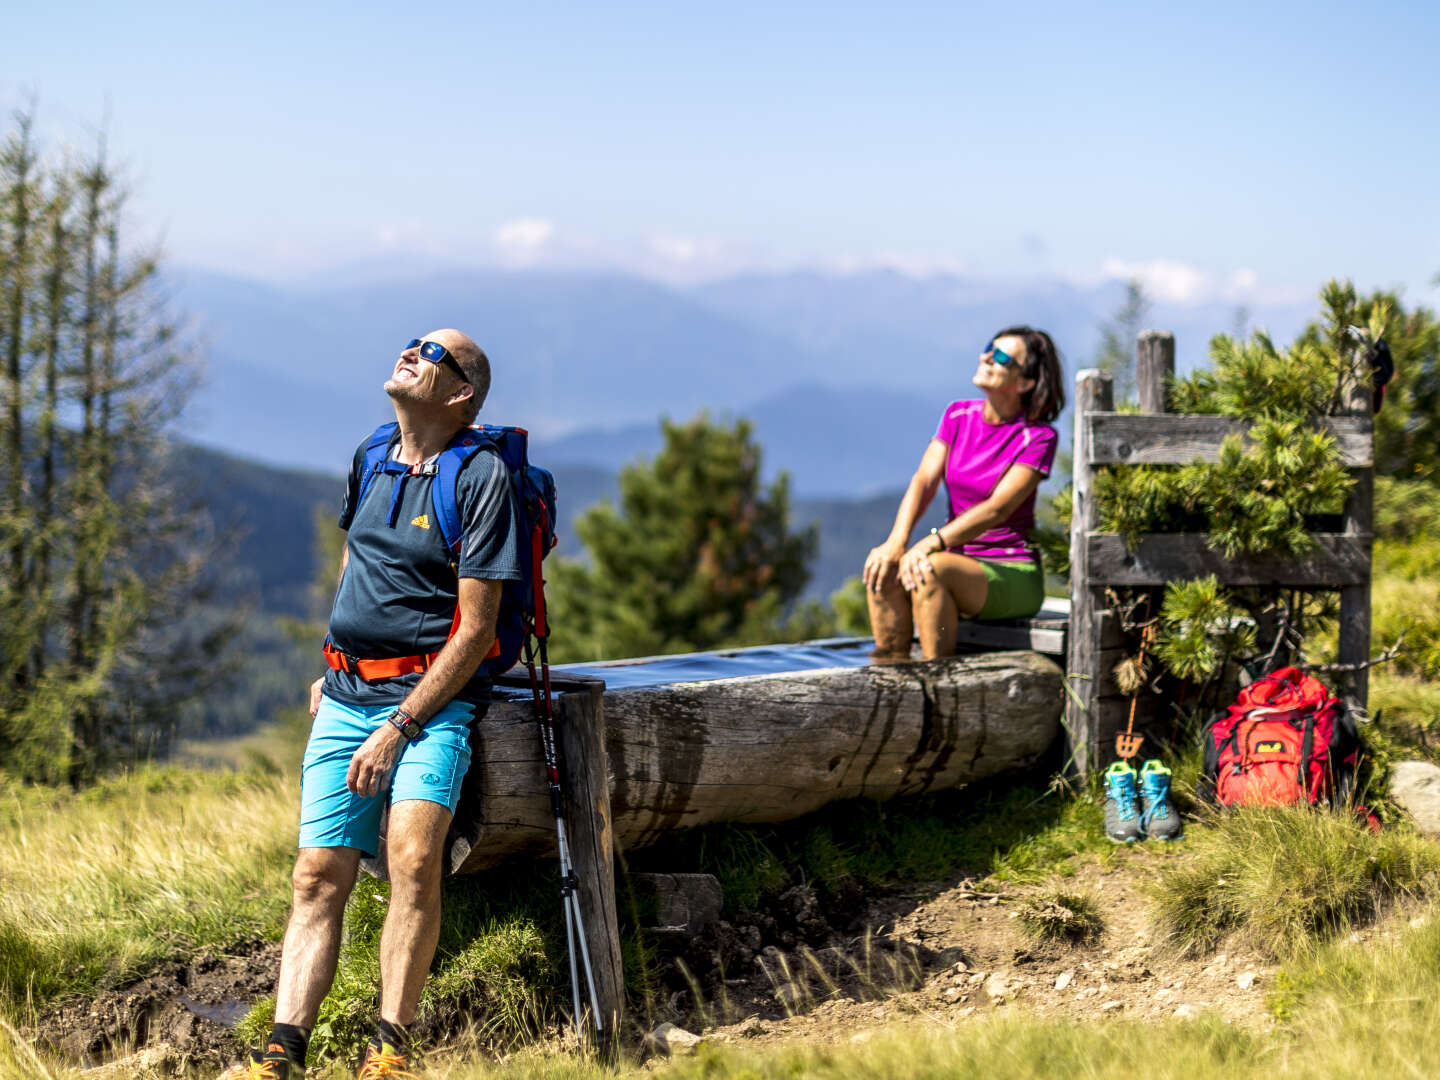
[1115,623,1156,761]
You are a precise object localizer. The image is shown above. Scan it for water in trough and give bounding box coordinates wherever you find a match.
[550,637,878,689]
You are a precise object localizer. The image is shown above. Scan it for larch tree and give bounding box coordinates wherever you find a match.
[0,110,230,783]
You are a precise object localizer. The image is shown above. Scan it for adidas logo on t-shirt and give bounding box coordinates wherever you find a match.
[411,514,430,529]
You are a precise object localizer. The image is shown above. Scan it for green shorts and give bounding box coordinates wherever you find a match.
[975,557,1045,621]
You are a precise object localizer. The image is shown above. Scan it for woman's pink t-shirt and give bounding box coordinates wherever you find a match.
[934,400,1058,562]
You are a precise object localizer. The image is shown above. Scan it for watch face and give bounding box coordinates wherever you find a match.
[392,711,422,740]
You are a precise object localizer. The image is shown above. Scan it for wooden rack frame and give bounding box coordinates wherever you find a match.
[1064,331,1374,773]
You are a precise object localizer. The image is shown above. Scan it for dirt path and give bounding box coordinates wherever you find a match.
[29,936,280,1074]
[678,849,1278,1050]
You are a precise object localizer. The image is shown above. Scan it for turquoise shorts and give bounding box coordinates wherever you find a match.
[298,695,474,856]
[975,557,1045,621]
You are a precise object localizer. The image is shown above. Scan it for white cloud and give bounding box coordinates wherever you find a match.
[492,218,555,263]
[1099,257,1306,307]
[484,219,976,286]
[376,219,442,253]
[646,233,700,262]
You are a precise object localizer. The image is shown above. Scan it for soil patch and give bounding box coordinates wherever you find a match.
[29,935,279,1072]
[651,850,1283,1050]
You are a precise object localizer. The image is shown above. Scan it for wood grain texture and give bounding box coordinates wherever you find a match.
[1065,370,1114,775]
[448,650,1063,873]
[1137,331,1174,415]
[1337,364,1375,711]
[554,678,623,1043]
[1085,533,1371,587]
[1086,414,1373,467]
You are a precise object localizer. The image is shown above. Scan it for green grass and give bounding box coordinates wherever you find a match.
[626,770,1113,915]
[235,861,571,1065]
[0,764,296,1016]
[1369,669,1440,759]
[1149,805,1440,959]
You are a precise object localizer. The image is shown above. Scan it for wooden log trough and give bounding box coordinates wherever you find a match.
[446,646,1063,875]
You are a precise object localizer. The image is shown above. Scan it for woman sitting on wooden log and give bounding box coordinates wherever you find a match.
[862,327,1064,659]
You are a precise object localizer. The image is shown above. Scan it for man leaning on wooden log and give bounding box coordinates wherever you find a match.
[220,330,522,1080]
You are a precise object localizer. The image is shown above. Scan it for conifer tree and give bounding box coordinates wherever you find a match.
[0,110,223,782]
[546,415,818,661]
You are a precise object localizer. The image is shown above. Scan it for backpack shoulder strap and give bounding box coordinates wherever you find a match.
[354,422,400,513]
[432,426,498,552]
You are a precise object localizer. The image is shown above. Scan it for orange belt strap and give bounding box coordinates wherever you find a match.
[323,630,500,683]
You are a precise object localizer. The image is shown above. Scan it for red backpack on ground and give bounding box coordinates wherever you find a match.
[1199,667,1361,808]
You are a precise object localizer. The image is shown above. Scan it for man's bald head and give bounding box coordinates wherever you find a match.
[425,328,490,423]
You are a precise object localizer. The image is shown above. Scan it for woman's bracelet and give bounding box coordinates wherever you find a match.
[929,527,945,554]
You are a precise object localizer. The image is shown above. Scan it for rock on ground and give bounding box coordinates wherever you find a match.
[647,1022,703,1056]
[1390,760,1440,834]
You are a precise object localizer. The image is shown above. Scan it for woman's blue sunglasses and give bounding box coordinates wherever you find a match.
[406,338,470,384]
[983,340,1018,368]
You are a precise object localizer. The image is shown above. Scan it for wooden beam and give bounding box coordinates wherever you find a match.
[1137,331,1174,415]
[1086,414,1373,467]
[1086,532,1371,586]
[553,677,623,1047]
[1065,369,1114,775]
[953,616,1066,655]
[1337,345,1375,711]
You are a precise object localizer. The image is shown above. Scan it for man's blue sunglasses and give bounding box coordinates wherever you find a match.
[406,338,469,384]
[983,340,1019,368]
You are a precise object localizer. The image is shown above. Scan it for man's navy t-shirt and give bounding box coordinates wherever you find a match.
[323,433,523,708]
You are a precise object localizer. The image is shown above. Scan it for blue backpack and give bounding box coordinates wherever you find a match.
[353,421,558,676]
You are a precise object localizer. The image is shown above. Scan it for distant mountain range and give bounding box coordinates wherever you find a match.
[169,264,1316,498]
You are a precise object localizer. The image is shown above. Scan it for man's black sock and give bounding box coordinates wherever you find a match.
[375,1018,409,1050]
[266,1022,309,1065]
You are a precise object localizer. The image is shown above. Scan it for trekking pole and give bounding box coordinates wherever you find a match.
[524,629,604,1044]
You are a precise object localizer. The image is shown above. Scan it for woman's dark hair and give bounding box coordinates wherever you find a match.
[995,325,1065,423]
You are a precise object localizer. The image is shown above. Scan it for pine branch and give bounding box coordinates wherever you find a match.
[1300,632,1407,676]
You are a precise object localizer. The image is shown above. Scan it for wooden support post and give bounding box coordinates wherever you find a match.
[1123,333,1173,751]
[1066,368,1113,775]
[552,675,624,1051]
[1137,331,1174,416]
[1337,358,1374,713]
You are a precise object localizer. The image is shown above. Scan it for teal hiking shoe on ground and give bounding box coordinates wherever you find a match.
[1103,761,1143,843]
[1139,759,1182,841]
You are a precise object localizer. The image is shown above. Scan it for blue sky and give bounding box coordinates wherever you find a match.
[4,0,1436,305]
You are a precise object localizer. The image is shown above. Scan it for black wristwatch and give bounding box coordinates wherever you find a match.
[387,708,424,742]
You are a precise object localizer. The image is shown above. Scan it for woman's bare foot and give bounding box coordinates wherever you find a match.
[868,648,914,664]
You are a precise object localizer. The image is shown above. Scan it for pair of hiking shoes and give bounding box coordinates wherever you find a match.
[1104,759,1181,843]
[219,1040,414,1079]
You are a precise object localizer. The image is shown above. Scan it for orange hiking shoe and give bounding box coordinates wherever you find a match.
[217,1044,303,1079]
[357,1040,417,1079]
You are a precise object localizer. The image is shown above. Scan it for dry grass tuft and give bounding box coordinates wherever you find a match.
[1015,890,1105,945]
[1149,804,1439,958]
